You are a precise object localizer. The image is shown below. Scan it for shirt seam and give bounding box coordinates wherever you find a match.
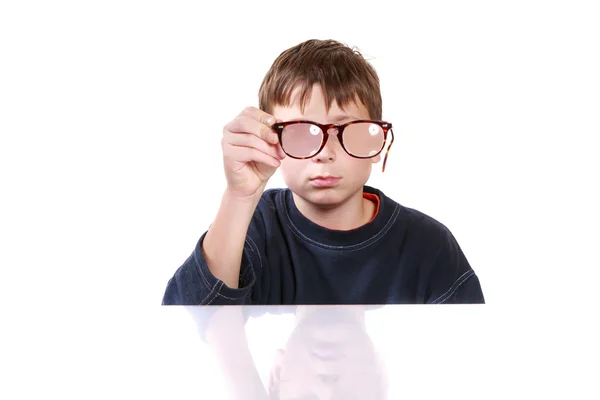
[432,269,475,304]
[201,281,221,305]
[245,236,263,273]
[203,281,249,304]
[194,247,213,291]
[280,192,402,251]
[196,241,253,304]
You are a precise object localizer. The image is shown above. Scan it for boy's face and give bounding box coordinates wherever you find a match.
[272,84,380,207]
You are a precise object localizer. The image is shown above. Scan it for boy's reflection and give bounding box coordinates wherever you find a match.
[189,305,388,400]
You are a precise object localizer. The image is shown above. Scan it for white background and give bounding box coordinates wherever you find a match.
[1,0,599,398]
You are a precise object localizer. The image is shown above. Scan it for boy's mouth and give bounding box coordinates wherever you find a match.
[309,176,342,188]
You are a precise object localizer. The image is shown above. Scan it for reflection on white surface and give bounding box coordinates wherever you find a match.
[190,306,387,399]
[178,305,599,399]
[3,305,598,399]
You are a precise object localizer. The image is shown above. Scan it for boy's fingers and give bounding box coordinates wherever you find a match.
[223,131,284,160]
[241,106,276,126]
[277,145,286,159]
[262,124,279,144]
[227,146,281,169]
[226,115,279,144]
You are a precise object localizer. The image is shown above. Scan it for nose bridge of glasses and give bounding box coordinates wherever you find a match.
[314,126,340,157]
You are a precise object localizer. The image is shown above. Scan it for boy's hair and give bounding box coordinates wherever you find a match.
[259,39,382,120]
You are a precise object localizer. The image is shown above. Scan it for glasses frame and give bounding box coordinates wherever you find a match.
[271,119,395,172]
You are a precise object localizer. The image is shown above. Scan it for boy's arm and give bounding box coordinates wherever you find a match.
[426,229,485,304]
[162,189,267,305]
[203,189,264,289]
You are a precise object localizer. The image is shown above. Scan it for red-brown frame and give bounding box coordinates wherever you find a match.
[271,120,395,172]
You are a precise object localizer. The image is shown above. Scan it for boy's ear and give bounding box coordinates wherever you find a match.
[269,349,285,393]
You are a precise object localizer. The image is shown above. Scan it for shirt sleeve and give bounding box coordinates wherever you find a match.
[425,229,485,304]
[162,209,268,306]
[439,273,485,304]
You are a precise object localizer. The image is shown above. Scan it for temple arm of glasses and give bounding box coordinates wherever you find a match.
[382,129,395,173]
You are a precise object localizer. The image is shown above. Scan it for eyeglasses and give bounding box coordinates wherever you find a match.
[271,120,395,172]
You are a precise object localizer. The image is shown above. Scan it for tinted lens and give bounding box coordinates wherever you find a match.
[281,123,323,158]
[343,123,385,157]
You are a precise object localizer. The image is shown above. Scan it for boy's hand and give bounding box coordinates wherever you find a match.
[222,106,286,199]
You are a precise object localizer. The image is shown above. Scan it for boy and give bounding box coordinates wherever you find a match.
[162,39,484,305]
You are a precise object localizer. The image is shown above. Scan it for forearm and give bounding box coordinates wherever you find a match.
[203,187,264,289]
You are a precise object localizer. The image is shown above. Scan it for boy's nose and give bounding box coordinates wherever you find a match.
[313,128,339,163]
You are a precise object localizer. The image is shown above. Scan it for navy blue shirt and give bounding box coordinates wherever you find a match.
[162,186,484,305]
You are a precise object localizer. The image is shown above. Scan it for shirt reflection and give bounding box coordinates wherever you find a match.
[192,305,388,400]
[271,306,387,400]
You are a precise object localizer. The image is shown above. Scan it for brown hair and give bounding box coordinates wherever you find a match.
[259,39,382,120]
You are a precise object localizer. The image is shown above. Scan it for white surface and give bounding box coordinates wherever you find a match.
[0,1,599,397]
[3,305,598,399]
